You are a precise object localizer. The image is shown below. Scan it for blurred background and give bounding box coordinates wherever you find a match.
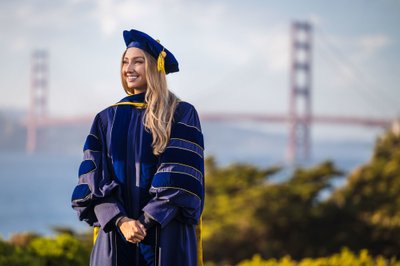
[1,0,400,265]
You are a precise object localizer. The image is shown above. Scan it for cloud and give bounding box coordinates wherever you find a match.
[90,0,178,36]
[89,0,289,72]
[0,0,398,118]
[358,34,392,58]
[318,30,392,62]
[247,26,289,72]
[0,1,94,53]
[313,29,396,116]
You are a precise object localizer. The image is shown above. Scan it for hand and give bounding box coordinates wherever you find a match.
[117,217,147,244]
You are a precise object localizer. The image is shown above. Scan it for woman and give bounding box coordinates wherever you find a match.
[71,29,205,266]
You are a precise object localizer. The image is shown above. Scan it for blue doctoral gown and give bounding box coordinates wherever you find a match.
[71,92,205,266]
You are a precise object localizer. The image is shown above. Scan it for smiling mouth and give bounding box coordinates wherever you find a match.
[126,74,139,82]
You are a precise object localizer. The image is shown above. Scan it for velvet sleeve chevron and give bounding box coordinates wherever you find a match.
[71,113,126,232]
[142,102,205,227]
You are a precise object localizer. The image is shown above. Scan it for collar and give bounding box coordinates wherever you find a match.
[112,92,147,108]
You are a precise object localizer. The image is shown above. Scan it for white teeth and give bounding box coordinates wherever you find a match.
[127,75,138,82]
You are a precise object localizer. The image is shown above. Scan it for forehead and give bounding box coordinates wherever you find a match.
[125,47,145,58]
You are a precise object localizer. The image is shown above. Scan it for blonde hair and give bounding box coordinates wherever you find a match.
[121,49,180,155]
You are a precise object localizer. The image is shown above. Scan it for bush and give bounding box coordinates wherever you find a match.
[237,248,400,266]
[0,230,91,266]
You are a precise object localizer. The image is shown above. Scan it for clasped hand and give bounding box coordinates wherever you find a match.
[117,217,147,244]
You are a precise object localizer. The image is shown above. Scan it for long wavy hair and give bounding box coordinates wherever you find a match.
[121,49,180,155]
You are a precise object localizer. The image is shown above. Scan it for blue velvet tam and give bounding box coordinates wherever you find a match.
[123,29,179,74]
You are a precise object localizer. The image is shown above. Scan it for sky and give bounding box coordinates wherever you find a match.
[1,0,399,123]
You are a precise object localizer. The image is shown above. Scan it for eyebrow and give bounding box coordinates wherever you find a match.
[124,56,145,60]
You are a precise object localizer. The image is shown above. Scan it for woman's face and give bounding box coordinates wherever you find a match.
[122,47,147,94]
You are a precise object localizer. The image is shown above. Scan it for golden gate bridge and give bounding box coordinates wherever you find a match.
[24,22,394,162]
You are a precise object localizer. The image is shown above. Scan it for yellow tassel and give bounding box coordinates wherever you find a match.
[93,226,100,245]
[157,50,167,73]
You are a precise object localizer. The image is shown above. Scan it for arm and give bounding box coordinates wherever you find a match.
[140,102,205,228]
[71,113,126,232]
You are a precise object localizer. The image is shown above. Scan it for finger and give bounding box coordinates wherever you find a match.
[134,226,146,237]
[135,233,145,241]
[130,236,142,244]
[137,224,146,235]
[128,234,141,243]
[129,230,145,241]
[139,224,146,231]
[128,238,138,244]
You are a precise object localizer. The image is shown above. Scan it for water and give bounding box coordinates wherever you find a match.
[0,152,89,238]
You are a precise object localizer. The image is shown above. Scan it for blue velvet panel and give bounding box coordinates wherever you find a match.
[83,134,101,152]
[152,172,203,199]
[171,123,204,149]
[168,138,203,158]
[71,183,91,202]
[157,163,203,185]
[109,105,129,184]
[161,148,204,174]
[78,159,96,177]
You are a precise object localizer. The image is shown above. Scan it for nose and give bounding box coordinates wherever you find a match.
[126,62,134,72]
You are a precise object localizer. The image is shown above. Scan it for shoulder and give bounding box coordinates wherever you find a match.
[175,100,196,114]
[175,101,199,120]
[173,100,202,130]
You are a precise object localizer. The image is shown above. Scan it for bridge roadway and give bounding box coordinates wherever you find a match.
[22,113,393,128]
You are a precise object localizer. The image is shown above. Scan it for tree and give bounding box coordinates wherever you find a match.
[0,229,92,266]
[202,156,342,264]
[329,129,400,257]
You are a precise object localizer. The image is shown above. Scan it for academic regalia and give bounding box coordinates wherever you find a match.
[71,92,205,266]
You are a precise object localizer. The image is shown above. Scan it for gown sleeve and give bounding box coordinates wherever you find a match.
[140,102,205,229]
[71,113,126,232]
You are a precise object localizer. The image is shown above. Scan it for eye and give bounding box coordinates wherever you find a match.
[123,59,129,64]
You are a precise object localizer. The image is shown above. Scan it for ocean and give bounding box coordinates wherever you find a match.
[0,152,88,238]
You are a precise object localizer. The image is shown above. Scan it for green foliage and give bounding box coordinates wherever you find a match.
[0,237,43,266]
[237,248,400,266]
[203,157,342,264]
[9,232,40,248]
[0,230,92,266]
[29,233,90,266]
[328,130,400,256]
[203,157,284,264]
[203,128,400,264]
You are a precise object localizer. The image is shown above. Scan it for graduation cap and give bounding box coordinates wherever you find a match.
[123,29,179,74]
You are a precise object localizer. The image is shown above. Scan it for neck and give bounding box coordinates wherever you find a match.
[133,87,147,94]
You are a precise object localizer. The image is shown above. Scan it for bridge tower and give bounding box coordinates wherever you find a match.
[287,21,313,163]
[26,50,49,153]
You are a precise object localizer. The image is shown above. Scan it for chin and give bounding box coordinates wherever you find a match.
[127,83,138,89]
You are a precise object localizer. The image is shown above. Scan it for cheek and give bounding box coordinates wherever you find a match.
[121,65,127,74]
[139,65,146,75]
